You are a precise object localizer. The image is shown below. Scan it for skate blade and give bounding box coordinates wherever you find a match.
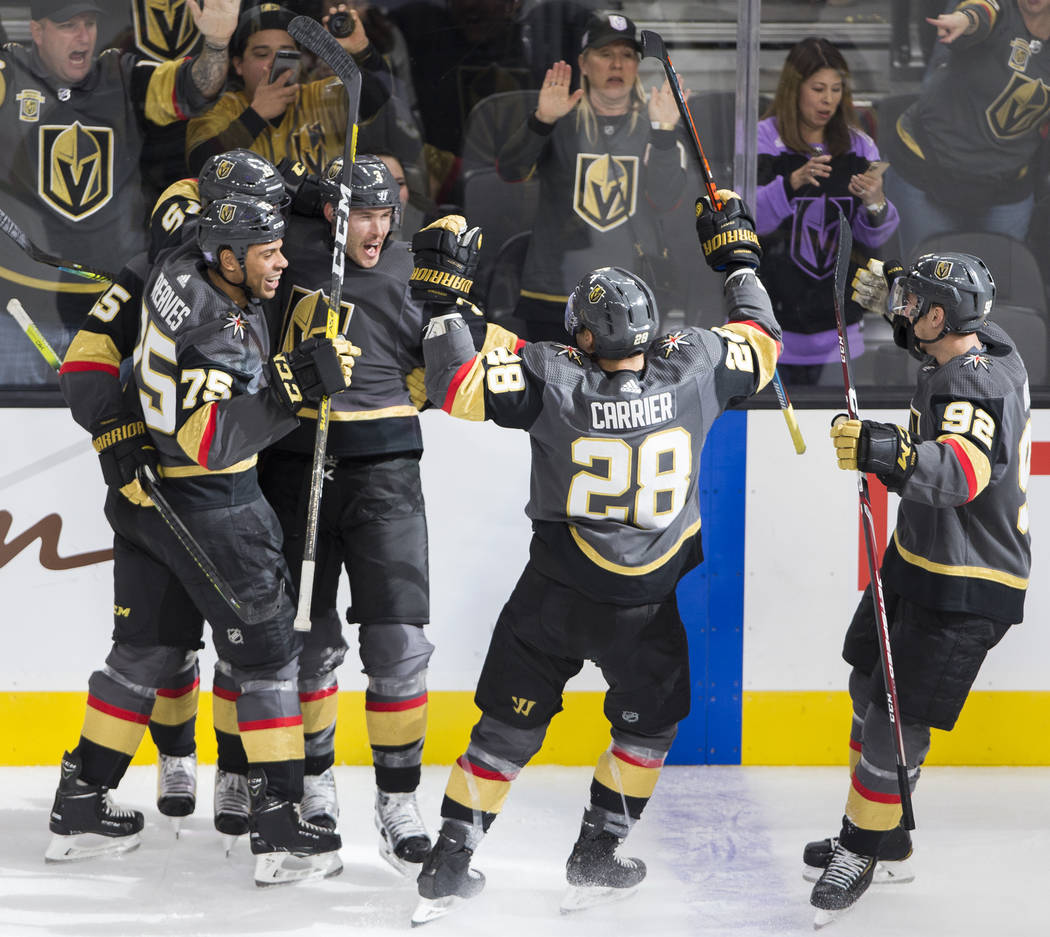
[378,840,420,877]
[813,906,847,929]
[411,895,465,927]
[221,833,241,856]
[253,850,343,887]
[44,831,141,863]
[804,858,914,885]
[559,883,639,913]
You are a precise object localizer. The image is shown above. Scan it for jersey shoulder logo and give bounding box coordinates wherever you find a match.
[17,88,44,122]
[555,344,584,366]
[38,121,113,220]
[573,152,638,232]
[132,0,199,61]
[960,352,992,371]
[223,311,248,340]
[658,330,692,357]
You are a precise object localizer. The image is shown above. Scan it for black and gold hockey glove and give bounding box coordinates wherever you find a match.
[695,189,762,272]
[831,415,918,493]
[91,413,158,508]
[277,157,323,217]
[270,335,360,410]
[410,214,482,303]
[850,258,905,318]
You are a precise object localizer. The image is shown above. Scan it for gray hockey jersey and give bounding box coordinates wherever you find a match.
[423,270,782,604]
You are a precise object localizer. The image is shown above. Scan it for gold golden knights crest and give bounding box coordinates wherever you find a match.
[281,286,353,352]
[573,153,638,232]
[132,0,200,61]
[39,121,113,220]
[986,70,1050,140]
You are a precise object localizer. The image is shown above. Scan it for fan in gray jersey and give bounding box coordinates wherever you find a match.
[409,192,779,925]
[809,251,1031,925]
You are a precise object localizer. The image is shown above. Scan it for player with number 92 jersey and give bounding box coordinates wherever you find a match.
[424,267,782,606]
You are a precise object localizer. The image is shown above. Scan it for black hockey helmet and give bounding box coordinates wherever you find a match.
[318,154,402,226]
[565,266,659,358]
[198,149,287,209]
[890,251,995,356]
[198,194,286,269]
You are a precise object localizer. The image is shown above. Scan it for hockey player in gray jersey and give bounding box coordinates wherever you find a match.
[809,252,1031,925]
[47,194,357,887]
[409,192,779,924]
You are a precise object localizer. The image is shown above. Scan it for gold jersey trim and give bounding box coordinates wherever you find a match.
[896,114,926,160]
[936,432,992,496]
[520,288,570,303]
[569,515,702,576]
[158,455,257,478]
[892,529,1028,589]
[719,320,779,392]
[295,404,419,421]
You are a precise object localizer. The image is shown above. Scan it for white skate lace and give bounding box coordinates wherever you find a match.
[158,754,196,798]
[822,846,871,889]
[377,791,427,845]
[101,790,138,820]
[301,769,338,821]
[214,771,250,818]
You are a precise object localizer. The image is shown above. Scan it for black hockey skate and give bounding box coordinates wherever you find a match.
[561,811,646,913]
[411,822,486,926]
[157,752,197,836]
[803,822,913,884]
[375,789,431,875]
[214,769,251,853]
[811,842,877,928]
[45,751,144,862]
[248,769,343,886]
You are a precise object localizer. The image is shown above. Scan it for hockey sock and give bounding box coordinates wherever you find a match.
[149,654,199,757]
[365,672,427,793]
[78,668,154,788]
[589,742,667,828]
[439,743,521,832]
[300,672,338,777]
[212,666,248,774]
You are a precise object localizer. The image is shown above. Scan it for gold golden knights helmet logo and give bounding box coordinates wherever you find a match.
[573,153,638,232]
[132,0,200,61]
[218,202,237,224]
[934,260,953,280]
[39,122,113,220]
[215,158,235,180]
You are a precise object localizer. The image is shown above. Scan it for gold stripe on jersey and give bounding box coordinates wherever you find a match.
[212,692,239,735]
[892,529,1028,589]
[177,403,215,466]
[239,722,305,763]
[719,321,779,392]
[936,432,992,496]
[151,686,199,727]
[445,759,512,816]
[896,115,926,160]
[82,702,150,756]
[0,264,108,293]
[63,331,121,370]
[569,515,702,576]
[520,288,571,303]
[142,59,185,126]
[365,699,427,748]
[159,455,257,478]
[295,404,419,421]
[445,357,488,421]
[593,748,662,800]
[150,178,201,220]
[480,322,523,355]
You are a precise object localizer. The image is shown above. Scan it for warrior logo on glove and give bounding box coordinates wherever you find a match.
[695,189,762,272]
[410,215,482,303]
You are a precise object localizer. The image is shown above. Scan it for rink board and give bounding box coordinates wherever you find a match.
[1,406,1048,765]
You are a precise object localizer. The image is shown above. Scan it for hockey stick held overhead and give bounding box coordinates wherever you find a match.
[832,207,915,830]
[640,28,804,453]
[286,15,363,632]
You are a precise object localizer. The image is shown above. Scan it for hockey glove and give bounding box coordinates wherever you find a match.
[91,414,158,507]
[410,214,482,303]
[695,189,762,272]
[851,258,904,318]
[270,335,360,410]
[831,415,918,493]
[277,157,323,217]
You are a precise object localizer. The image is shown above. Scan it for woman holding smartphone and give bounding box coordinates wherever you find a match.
[755,37,899,386]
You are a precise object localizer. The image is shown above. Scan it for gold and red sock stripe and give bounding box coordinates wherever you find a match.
[365,691,427,748]
[81,694,151,756]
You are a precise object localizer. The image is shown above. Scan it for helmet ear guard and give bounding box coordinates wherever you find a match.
[565,266,659,358]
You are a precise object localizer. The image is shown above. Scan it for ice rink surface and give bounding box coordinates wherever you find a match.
[2,764,1046,937]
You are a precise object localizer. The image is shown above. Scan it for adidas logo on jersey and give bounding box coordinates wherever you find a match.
[620,378,642,394]
[177,274,190,287]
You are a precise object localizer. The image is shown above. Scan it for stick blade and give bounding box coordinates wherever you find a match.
[287,15,361,85]
[639,29,667,61]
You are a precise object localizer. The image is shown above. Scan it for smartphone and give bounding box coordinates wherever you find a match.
[268,49,301,85]
[864,160,889,178]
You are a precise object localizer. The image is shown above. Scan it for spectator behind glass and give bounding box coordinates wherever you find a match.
[185,2,392,175]
[755,37,899,387]
[496,12,688,342]
[0,0,237,387]
[882,0,1050,260]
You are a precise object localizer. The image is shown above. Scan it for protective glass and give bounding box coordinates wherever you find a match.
[889,278,922,323]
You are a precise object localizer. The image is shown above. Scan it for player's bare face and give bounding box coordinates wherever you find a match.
[345,207,393,268]
[798,68,843,142]
[580,41,639,114]
[32,14,98,85]
[243,240,287,299]
[234,30,298,100]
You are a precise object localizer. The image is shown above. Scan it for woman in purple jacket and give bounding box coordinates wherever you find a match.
[756,37,899,385]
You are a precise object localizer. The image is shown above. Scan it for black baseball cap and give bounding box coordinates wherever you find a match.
[30,0,103,22]
[580,13,641,53]
[231,3,297,57]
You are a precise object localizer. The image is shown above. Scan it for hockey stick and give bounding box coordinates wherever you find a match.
[832,208,914,830]
[287,15,362,632]
[7,297,63,370]
[0,206,114,283]
[639,29,805,454]
[137,467,283,625]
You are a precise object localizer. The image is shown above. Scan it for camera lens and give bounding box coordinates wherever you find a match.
[327,12,355,38]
